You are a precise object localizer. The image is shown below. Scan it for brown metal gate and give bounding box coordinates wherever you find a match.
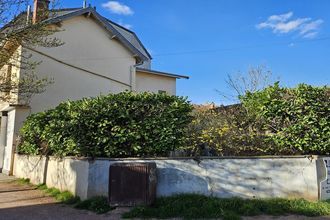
[109,162,157,206]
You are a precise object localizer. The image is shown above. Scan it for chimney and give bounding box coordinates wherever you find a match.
[26,5,31,24]
[32,0,50,24]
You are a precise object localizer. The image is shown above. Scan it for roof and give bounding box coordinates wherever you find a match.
[106,19,152,60]
[1,7,152,63]
[1,6,189,79]
[136,67,189,79]
[46,7,152,62]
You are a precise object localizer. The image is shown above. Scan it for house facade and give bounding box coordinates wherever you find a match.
[0,1,188,174]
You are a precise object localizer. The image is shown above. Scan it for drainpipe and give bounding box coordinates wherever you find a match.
[0,111,8,172]
[130,66,136,92]
[130,59,144,92]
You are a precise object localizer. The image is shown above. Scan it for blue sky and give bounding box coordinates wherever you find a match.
[62,0,329,104]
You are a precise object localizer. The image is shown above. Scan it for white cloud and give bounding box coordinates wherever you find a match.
[268,12,293,22]
[257,12,323,38]
[302,32,318,39]
[299,19,323,35]
[102,1,134,15]
[276,18,310,33]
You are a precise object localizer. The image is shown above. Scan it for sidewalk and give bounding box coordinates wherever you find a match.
[0,173,16,182]
[0,177,128,220]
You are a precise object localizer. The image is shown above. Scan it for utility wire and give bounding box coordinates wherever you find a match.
[44,36,330,61]
[152,36,330,57]
[27,47,131,88]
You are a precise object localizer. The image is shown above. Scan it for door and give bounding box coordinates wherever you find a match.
[109,162,157,206]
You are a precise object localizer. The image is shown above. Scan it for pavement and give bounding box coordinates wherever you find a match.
[0,174,129,220]
[0,173,16,182]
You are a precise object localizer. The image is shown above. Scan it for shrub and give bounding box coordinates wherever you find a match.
[186,83,329,156]
[123,194,330,219]
[18,92,193,158]
[241,83,330,155]
[185,105,273,156]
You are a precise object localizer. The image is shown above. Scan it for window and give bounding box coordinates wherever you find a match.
[158,90,166,94]
[4,64,12,96]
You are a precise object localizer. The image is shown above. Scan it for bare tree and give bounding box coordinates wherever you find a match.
[0,0,62,104]
[218,65,275,102]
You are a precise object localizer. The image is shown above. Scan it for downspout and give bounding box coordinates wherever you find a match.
[130,59,144,92]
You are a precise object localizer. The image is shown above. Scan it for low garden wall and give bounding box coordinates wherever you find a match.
[13,154,330,201]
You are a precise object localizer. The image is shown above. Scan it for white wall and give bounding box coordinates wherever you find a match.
[2,108,30,175]
[2,110,15,174]
[22,15,136,113]
[46,157,90,199]
[136,72,176,95]
[13,155,47,184]
[13,155,324,201]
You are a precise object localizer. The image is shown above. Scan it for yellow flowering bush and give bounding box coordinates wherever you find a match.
[185,105,273,156]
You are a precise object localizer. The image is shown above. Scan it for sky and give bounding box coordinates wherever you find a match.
[59,1,329,104]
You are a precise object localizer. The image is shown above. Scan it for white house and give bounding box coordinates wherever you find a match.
[0,0,188,175]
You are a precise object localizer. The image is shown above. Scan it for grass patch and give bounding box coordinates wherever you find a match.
[56,191,81,204]
[15,178,31,185]
[75,196,113,214]
[16,181,111,213]
[36,183,48,190]
[45,187,61,197]
[36,184,80,204]
[123,194,330,219]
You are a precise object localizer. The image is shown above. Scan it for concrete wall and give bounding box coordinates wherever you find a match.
[46,157,90,199]
[136,71,176,95]
[13,155,326,201]
[22,15,136,113]
[13,155,47,184]
[1,110,15,174]
[1,107,30,175]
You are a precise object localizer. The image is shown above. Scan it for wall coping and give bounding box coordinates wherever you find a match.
[16,154,328,161]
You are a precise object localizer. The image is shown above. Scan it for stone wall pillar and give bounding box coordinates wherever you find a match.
[0,111,8,172]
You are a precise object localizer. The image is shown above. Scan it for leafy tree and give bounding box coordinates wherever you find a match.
[0,0,62,104]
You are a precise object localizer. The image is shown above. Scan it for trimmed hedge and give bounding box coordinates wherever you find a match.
[18,92,193,157]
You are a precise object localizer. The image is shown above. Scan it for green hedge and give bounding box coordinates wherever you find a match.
[186,83,329,156]
[241,83,330,155]
[18,92,193,157]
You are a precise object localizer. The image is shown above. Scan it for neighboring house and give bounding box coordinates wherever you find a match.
[0,0,188,174]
